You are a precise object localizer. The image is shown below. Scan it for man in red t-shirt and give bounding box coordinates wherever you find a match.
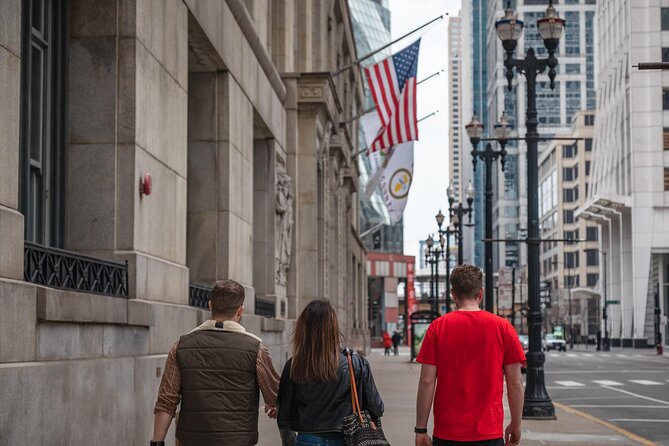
[415,265,526,446]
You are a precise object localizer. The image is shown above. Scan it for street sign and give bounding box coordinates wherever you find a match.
[606,300,620,305]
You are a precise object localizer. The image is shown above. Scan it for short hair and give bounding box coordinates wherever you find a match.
[450,264,483,300]
[210,280,245,316]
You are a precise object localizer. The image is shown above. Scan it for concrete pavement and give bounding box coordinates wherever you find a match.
[257,346,659,445]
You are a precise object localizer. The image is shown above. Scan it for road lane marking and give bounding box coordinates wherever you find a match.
[608,419,669,423]
[566,353,578,357]
[601,353,611,357]
[555,380,585,387]
[601,385,669,405]
[554,402,658,446]
[593,380,623,386]
[629,379,664,386]
[522,432,626,442]
[570,405,669,408]
[582,353,594,357]
[616,354,626,357]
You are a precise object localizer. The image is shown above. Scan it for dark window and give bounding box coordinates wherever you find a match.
[587,273,599,287]
[586,227,598,241]
[585,138,593,151]
[565,275,580,287]
[563,188,578,203]
[665,168,669,191]
[663,48,669,63]
[563,210,575,224]
[586,161,591,176]
[664,89,669,110]
[20,0,67,247]
[562,144,577,158]
[664,128,669,150]
[584,114,595,126]
[663,8,669,30]
[586,250,599,266]
[563,166,578,181]
[564,252,579,268]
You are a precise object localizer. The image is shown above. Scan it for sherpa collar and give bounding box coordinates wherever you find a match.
[188,319,262,343]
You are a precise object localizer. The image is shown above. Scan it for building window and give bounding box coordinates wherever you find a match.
[665,168,669,191]
[563,210,575,224]
[663,8,669,30]
[563,188,578,203]
[663,48,669,63]
[664,128,669,150]
[565,275,580,287]
[584,114,595,126]
[586,227,598,241]
[563,166,578,181]
[587,273,599,287]
[585,138,593,151]
[564,252,579,269]
[664,89,669,110]
[586,250,599,266]
[562,144,577,158]
[20,0,68,247]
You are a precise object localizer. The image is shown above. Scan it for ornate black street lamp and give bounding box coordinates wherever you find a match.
[447,180,475,265]
[436,210,457,313]
[495,0,565,419]
[466,112,511,313]
[425,234,446,314]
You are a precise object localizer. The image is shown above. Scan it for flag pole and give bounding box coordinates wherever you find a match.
[342,71,444,125]
[332,13,447,76]
[351,110,439,159]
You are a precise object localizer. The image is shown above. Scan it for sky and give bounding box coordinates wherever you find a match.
[388,0,462,259]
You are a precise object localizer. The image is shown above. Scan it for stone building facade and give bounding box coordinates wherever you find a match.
[0,0,368,443]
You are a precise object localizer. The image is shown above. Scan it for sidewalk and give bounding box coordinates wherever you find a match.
[257,346,654,445]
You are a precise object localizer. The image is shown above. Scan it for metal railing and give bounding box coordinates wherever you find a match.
[24,241,128,297]
[255,298,276,318]
[189,283,211,308]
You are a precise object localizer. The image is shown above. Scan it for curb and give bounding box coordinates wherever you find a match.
[553,401,658,446]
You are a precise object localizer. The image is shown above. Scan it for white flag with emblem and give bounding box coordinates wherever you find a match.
[379,141,414,223]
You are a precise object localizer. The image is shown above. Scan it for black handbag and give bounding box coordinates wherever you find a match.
[342,349,390,446]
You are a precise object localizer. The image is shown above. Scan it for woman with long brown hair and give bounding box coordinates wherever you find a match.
[277,299,384,446]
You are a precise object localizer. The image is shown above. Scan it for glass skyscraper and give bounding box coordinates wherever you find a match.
[349,0,403,253]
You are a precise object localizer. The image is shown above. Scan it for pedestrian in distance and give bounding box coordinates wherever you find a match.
[383,331,392,356]
[391,331,402,356]
[277,299,385,446]
[150,280,280,446]
[414,265,526,446]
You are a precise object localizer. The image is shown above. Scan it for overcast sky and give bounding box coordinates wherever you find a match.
[388,0,462,259]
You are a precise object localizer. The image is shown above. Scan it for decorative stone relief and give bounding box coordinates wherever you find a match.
[275,165,294,286]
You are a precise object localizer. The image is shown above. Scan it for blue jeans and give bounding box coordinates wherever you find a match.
[295,432,345,446]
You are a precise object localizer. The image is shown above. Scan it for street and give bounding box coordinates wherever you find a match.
[545,348,669,445]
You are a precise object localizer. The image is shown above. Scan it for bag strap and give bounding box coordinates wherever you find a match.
[346,348,364,423]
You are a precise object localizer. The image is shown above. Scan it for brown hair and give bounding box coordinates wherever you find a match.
[450,264,483,300]
[290,299,341,384]
[210,280,245,317]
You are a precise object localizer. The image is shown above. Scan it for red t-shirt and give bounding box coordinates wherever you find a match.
[416,310,526,442]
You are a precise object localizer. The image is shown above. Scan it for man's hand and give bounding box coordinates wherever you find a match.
[415,433,432,446]
[264,405,277,419]
[504,422,521,445]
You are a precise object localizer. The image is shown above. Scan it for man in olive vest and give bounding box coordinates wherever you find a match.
[150,280,281,446]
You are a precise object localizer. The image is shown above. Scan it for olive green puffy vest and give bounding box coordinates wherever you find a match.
[175,329,260,446]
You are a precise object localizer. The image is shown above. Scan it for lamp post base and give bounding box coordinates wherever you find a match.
[522,400,557,420]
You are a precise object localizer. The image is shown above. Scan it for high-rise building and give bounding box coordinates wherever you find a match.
[486,0,596,274]
[578,0,669,348]
[539,111,600,341]
[349,0,404,254]
[456,0,487,267]
[449,16,464,201]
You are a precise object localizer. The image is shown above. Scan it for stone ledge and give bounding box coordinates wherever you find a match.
[261,317,286,332]
[36,286,128,324]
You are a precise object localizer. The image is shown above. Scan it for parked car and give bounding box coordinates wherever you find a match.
[543,334,567,352]
[518,334,529,351]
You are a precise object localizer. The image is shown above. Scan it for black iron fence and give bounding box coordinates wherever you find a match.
[189,283,211,308]
[24,241,128,297]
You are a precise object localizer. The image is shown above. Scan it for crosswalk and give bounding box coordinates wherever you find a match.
[551,379,667,388]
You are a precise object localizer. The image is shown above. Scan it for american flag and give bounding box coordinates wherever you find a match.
[364,39,421,154]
